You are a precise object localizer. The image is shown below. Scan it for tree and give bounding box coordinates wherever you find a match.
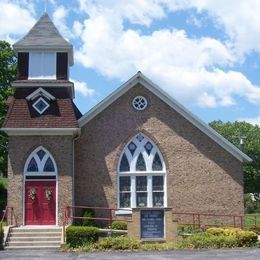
[0,41,17,177]
[209,120,260,194]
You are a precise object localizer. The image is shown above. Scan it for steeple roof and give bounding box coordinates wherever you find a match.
[13,13,73,65]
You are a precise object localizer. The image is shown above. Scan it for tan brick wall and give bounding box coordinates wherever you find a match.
[7,135,73,225]
[75,84,244,217]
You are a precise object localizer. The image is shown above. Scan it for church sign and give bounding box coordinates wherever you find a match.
[140,209,164,239]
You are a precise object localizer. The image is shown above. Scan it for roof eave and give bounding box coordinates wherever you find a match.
[13,45,74,66]
[78,72,252,163]
[1,127,81,136]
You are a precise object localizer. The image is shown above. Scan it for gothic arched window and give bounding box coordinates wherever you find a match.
[24,146,57,176]
[118,133,166,209]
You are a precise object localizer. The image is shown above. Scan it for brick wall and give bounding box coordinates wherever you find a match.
[75,84,244,216]
[8,135,73,225]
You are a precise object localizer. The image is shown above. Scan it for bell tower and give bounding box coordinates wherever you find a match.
[2,13,80,226]
[15,12,73,81]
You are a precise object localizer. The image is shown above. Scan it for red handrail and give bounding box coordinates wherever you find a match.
[0,206,14,231]
[62,205,131,243]
[173,211,245,229]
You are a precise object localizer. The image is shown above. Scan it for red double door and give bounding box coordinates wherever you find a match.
[25,181,56,225]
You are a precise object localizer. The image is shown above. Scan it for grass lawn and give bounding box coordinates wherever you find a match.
[245,214,260,227]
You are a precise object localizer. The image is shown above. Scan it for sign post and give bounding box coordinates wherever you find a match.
[141,209,164,239]
[128,208,177,242]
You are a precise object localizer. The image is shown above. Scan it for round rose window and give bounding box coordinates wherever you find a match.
[132,96,148,111]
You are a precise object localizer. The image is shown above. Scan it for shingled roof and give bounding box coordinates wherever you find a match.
[2,88,81,129]
[13,13,73,65]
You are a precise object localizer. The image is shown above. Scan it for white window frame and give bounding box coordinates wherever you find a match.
[29,51,56,79]
[32,97,50,114]
[24,146,57,176]
[117,133,167,210]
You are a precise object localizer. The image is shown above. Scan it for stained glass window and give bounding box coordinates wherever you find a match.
[128,142,137,156]
[152,176,163,190]
[136,176,147,191]
[119,176,130,191]
[120,153,130,172]
[37,149,46,160]
[136,133,144,142]
[144,141,153,155]
[25,147,56,175]
[136,153,146,171]
[152,176,164,207]
[119,176,131,208]
[136,193,147,207]
[27,158,38,172]
[43,157,55,172]
[132,96,148,111]
[32,97,49,114]
[118,133,166,208]
[152,153,163,171]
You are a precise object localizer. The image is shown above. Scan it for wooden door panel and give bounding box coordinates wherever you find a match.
[25,181,56,225]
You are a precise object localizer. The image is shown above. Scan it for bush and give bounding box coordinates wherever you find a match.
[95,236,141,250]
[246,226,260,235]
[111,221,127,230]
[66,226,99,248]
[206,227,258,247]
[82,208,95,226]
[177,225,201,234]
[176,233,239,249]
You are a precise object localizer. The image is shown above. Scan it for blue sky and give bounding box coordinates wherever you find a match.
[2,0,260,124]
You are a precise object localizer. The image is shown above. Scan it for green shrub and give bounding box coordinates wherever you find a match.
[95,236,141,250]
[206,227,258,247]
[177,225,201,234]
[66,226,99,248]
[246,226,260,235]
[111,221,128,230]
[176,233,239,249]
[82,208,95,226]
[175,227,258,249]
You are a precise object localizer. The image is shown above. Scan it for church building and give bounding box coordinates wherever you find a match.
[2,13,251,226]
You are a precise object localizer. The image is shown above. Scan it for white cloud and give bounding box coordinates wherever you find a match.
[72,79,95,97]
[52,5,73,39]
[74,0,260,108]
[72,21,84,37]
[185,0,260,56]
[0,0,35,42]
[197,92,217,108]
[239,116,260,126]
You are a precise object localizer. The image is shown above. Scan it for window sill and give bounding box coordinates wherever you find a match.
[115,209,132,215]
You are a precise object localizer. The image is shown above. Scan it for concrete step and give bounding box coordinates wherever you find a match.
[5,245,60,250]
[8,236,61,242]
[11,228,61,233]
[6,227,62,249]
[9,232,61,237]
[6,241,61,247]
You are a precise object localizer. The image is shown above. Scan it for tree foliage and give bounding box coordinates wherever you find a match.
[0,41,17,176]
[209,120,260,194]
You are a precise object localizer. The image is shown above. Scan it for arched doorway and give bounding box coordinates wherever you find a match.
[24,146,57,225]
[118,133,166,209]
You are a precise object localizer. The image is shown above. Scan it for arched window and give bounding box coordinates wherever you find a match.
[118,133,166,209]
[24,146,57,176]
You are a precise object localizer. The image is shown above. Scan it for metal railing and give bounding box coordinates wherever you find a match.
[61,206,260,243]
[0,206,14,231]
[173,212,260,229]
[62,205,132,242]
[244,214,260,228]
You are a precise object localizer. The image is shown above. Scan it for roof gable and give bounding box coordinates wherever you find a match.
[78,71,251,163]
[26,87,56,101]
